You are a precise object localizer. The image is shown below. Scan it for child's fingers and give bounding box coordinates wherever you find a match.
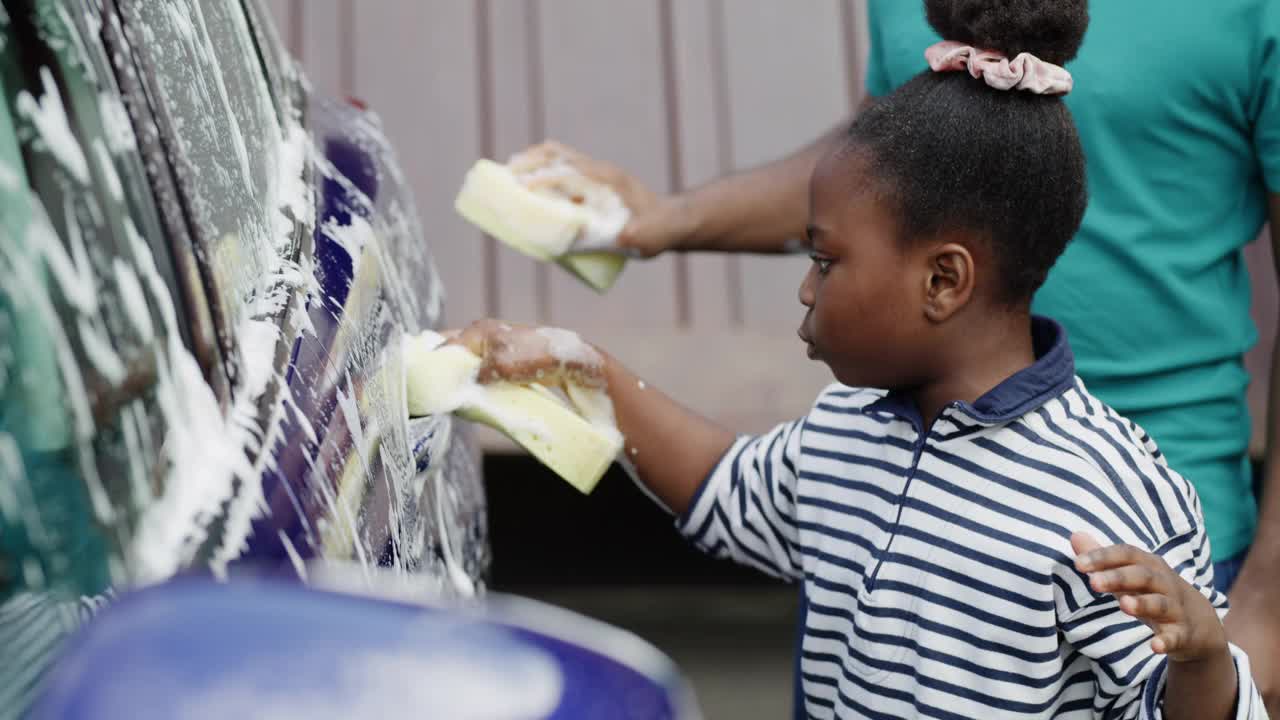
[1074,539,1149,573]
[1119,593,1179,623]
[451,322,493,356]
[1151,627,1186,656]
[1070,531,1103,559]
[1088,563,1171,596]
[509,144,558,172]
[483,352,556,385]
[520,140,585,169]
[542,140,589,167]
[553,147,618,186]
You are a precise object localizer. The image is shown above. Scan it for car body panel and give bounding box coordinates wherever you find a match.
[0,0,487,709]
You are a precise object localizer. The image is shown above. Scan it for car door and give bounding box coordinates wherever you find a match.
[112,0,488,588]
[0,0,197,710]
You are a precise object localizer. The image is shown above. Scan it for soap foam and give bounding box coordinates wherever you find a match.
[507,151,630,253]
[16,67,90,185]
[535,327,602,371]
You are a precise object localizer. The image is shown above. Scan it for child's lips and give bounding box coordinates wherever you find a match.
[797,327,816,357]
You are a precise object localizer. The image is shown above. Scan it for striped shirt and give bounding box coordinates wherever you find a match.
[679,319,1266,719]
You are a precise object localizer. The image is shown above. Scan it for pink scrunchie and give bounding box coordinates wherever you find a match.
[925,41,1073,96]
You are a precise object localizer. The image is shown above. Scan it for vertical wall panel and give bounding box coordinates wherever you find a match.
[484,0,544,325]
[260,0,296,56]
[351,3,487,326]
[843,0,871,108]
[669,0,735,331]
[298,0,348,100]
[720,1,851,332]
[535,0,680,334]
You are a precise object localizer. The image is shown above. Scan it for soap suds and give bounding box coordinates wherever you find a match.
[98,90,136,154]
[0,434,26,525]
[92,138,123,202]
[77,316,126,386]
[124,217,178,342]
[278,529,308,581]
[128,215,278,583]
[272,123,310,252]
[113,258,154,343]
[235,317,279,401]
[321,214,374,277]
[36,197,97,315]
[535,326,602,370]
[15,67,90,185]
[506,150,631,252]
[4,200,113,523]
[434,470,477,598]
[0,159,19,191]
[120,397,151,508]
[55,3,96,84]
[131,337,254,582]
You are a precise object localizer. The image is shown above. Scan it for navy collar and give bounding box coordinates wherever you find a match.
[865,316,1075,427]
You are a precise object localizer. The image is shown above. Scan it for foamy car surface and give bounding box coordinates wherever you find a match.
[0,0,487,709]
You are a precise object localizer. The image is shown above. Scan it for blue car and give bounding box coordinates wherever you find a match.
[28,576,703,719]
[0,0,493,709]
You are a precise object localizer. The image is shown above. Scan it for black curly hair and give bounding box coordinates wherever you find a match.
[844,0,1090,304]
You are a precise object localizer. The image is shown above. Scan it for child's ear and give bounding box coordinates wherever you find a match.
[921,242,975,322]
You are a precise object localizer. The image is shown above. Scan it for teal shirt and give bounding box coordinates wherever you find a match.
[867,0,1280,559]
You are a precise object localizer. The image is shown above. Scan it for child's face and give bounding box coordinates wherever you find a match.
[798,151,937,389]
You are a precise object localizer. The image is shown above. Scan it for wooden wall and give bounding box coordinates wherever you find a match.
[262,1,1276,453]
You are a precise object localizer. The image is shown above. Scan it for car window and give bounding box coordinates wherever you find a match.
[0,0,195,709]
[117,0,306,390]
[239,0,302,127]
[0,0,189,603]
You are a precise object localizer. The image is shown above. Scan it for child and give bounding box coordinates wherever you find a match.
[455,1,1268,717]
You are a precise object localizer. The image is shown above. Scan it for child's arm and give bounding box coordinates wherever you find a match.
[453,319,735,514]
[598,348,737,515]
[452,321,808,582]
[453,319,808,576]
[518,125,847,258]
[1071,532,1267,720]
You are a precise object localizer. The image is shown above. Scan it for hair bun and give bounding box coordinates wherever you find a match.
[924,0,1089,66]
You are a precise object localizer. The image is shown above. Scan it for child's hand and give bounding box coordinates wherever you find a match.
[1072,532,1228,663]
[449,319,606,389]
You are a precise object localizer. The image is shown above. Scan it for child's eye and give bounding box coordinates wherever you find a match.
[809,253,833,275]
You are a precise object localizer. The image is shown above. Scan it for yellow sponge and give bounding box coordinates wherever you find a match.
[559,252,627,293]
[454,159,628,293]
[405,333,622,494]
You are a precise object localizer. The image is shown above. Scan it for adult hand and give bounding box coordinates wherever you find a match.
[516,141,696,258]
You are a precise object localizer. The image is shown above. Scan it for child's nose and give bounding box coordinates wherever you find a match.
[798,265,817,308]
